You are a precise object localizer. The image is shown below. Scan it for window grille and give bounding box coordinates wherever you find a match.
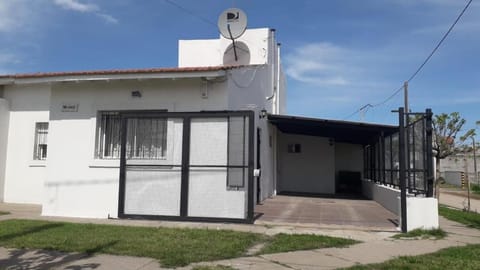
[33,122,48,160]
[96,112,121,159]
[95,112,167,159]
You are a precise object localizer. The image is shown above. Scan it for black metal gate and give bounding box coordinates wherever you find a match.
[364,108,434,232]
[364,108,433,196]
[117,111,255,223]
[404,109,434,197]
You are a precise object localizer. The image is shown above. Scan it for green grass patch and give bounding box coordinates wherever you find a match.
[472,184,480,195]
[258,233,359,255]
[192,265,236,270]
[439,205,480,229]
[0,211,10,216]
[0,219,260,268]
[0,220,361,268]
[392,228,447,240]
[342,244,480,270]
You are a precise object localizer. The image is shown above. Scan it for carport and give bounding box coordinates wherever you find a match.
[256,114,399,229]
[268,114,398,196]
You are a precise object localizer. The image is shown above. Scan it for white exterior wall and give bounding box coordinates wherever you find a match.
[362,179,401,214]
[226,66,275,202]
[0,98,9,201]
[2,84,50,204]
[43,78,228,218]
[405,197,439,231]
[277,65,287,114]
[179,28,271,67]
[278,133,335,194]
[362,179,439,231]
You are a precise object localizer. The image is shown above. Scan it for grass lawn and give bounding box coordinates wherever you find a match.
[0,219,259,267]
[472,184,480,195]
[342,206,480,269]
[0,219,359,268]
[391,228,446,240]
[342,244,480,270]
[257,233,359,255]
[439,205,480,229]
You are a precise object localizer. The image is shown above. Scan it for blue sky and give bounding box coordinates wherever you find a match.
[1,0,479,131]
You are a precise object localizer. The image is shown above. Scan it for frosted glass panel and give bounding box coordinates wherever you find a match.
[124,167,181,216]
[190,118,228,165]
[188,168,246,219]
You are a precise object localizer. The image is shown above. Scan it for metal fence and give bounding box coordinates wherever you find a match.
[364,108,434,196]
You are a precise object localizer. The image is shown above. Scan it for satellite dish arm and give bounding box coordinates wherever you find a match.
[227,24,238,61]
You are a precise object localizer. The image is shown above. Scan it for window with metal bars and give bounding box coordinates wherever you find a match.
[95,112,167,159]
[33,122,48,160]
[125,117,167,159]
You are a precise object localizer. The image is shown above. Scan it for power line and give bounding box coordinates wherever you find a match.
[371,85,404,107]
[164,0,216,27]
[407,0,473,83]
[344,0,473,120]
[343,104,372,121]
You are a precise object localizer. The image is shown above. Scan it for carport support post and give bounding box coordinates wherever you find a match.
[398,107,408,233]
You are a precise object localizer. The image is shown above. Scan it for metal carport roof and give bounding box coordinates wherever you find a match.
[268,114,398,145]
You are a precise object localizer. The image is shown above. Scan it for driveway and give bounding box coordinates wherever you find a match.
[255,195,398,231]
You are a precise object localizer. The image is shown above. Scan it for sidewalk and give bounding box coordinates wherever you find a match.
[0,204,479,269]
[194,216,480,270]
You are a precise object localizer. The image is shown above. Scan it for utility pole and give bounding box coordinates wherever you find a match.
[404,81,409,117]
[464,148,471,211]
[473,137,478,185]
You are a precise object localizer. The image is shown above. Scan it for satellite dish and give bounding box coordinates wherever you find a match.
[218,8,247,40]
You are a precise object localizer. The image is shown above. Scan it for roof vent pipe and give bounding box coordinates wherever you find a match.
[266,29,277,102]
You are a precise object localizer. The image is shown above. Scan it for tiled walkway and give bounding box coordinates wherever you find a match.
[255,195,398,231]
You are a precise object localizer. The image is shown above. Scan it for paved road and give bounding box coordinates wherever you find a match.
[440,189,480,212]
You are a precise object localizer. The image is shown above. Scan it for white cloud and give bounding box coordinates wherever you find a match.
[284,42,399,90]
[53,0,118,24]
[285,43,353,87]
[97,13,119,24]
[53,0,98,12]
[0,1,33,33]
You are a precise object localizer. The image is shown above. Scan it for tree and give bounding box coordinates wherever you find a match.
[432,112,475,197]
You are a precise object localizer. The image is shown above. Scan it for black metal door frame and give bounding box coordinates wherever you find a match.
[117,110,255,223]
[256,127,261,204]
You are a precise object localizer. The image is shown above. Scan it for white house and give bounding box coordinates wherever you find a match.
[0,27,438,230]
[0,28,283,222]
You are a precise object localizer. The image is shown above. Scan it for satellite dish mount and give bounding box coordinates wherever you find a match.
[218,8,247,62]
